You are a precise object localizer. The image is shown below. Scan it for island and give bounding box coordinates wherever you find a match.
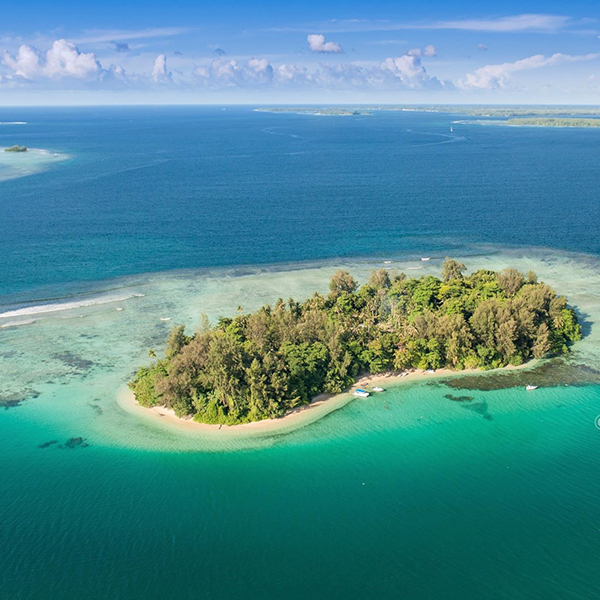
[257,106,600,119]
[505,118,600,128]
[4,145,28,152]
[390,106,600,118]
[256,108,371,116]
[129,259,581,426]
[421,106,600,118]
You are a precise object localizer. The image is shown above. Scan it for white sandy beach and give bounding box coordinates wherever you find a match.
[117,364,527,437]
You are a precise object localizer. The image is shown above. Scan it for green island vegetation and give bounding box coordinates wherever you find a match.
[258,105,600,118]
[416,106,600,118]
[505,118,600,128]
[4,145,28,153]
[129,259,581,425]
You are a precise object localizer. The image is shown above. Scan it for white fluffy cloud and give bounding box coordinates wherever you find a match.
[380,55,441,87]
[276,63,312,85]
[2,39,101,79]
[460,52,599,90]
[307,34,343,54]
[151,54,172,83]
[406,45,437,57]
[192,54,445,90]
[194,58,274,86]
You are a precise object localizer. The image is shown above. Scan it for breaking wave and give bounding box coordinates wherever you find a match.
[0,293,144,319]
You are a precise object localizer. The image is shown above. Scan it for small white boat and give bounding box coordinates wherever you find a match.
[372,387,385,393]
[400,371,409,377]
[526,385,538,391]
[353,389,370,398]
[425,369,435,374]
[450,126,454,133]
[160,317,171,321]
[115,307,123,311]
[421,257,431,261]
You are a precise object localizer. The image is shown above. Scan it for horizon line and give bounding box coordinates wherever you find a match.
[1,102,600,108]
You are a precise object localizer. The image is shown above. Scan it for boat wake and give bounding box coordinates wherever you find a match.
[260,127,303,139]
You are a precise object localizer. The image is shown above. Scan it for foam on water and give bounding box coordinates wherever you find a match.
[0,292,144,320]
[0,318,37,328]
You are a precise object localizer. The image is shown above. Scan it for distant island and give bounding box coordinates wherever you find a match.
[505,118,600,128]
[256,108,371,116]
[426,106,600,118]
[129,259,581,425]
[257,105,600,119]
[4,145,28,153]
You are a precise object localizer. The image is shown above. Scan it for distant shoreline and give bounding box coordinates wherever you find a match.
[119,363,526,437]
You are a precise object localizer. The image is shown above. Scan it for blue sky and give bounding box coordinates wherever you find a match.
[2,0,600,104]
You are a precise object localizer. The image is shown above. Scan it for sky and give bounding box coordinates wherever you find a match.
[2,0,600,105]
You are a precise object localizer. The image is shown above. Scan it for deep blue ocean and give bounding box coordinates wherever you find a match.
[2,107,600,599]
[2,106,600,300]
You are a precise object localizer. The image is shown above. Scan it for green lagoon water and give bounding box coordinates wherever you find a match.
[3,108,600,598]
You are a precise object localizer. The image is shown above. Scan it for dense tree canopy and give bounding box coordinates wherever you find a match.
[130,260,581,425]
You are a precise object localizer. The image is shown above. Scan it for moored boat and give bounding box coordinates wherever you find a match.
[354,389,370,398]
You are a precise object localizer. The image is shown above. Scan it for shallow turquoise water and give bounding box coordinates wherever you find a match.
[3,381,600,598]
[2,108,600,598]
[2,249,600,598]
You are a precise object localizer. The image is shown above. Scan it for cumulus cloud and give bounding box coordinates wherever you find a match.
[2,45,40,79]
[275,63,313,85]
[307,34,343,54]
[100,63,128,83]
[194,58,274,86]
[192,54,446,91]
[460,52,599,90]
[380,55,443,88]
[0,38,449,93]
[406,44,437,57]
[2,39,101,79]
[152,54,172,83]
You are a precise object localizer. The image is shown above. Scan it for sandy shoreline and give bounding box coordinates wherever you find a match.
[117,364,526,437]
